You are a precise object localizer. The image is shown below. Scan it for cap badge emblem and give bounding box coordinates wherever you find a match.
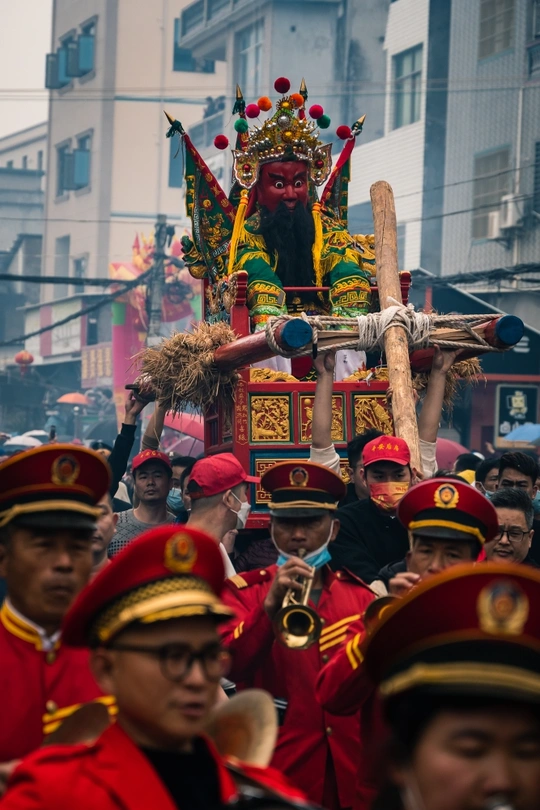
[290,467,309,487]
[51,455,80,486]
[477,580,529,636]
[434,484,459,509]
[164,533,198,574]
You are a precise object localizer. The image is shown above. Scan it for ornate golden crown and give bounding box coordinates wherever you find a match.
[232,94,332,190]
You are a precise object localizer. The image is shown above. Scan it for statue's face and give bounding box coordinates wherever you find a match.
[257,161,309,213]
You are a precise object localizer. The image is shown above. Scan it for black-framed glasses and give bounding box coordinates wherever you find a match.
[494,526,531,545]
[106,641,231,683]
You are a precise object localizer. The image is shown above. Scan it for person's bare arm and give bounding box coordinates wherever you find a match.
[417,346,462,444]
[311,350,336,449]
[141,402,167,451]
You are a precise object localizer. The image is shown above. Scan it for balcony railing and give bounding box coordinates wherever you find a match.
[180,0,253,37]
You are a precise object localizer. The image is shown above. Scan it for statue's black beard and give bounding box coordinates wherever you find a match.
[258,202,315,289]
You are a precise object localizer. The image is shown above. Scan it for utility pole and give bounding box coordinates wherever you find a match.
[147,214,168,347]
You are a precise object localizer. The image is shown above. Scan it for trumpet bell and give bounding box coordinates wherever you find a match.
[273,604,323,650]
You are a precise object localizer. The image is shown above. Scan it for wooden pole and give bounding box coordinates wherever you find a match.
[370,180,422,474]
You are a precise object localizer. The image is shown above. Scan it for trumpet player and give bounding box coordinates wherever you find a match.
[220,461,376,810]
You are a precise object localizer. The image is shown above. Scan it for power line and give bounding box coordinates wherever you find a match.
[411,263,540,288]
[0,273,115,286]
[0,267,153,348]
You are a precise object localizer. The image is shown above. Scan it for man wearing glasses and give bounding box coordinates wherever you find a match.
[1,526,305,810]
[485,487,538,566]
[497,451,540,560]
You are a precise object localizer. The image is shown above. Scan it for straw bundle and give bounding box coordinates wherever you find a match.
[137,321,238,413]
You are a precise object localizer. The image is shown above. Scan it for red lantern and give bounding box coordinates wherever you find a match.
[14,350,34,376]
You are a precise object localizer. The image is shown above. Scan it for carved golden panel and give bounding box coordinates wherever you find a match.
[250,395,291,443]
[253,458,286,504]
[353,394,394,436]
[339,458,351,485]
[299,394,345,443]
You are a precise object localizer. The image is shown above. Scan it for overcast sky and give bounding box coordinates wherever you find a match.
[0,1,53,138]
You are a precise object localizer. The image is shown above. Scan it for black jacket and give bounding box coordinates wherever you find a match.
[330,498,409,584]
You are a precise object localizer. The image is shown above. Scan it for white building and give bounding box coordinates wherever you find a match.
[30,0,226,375]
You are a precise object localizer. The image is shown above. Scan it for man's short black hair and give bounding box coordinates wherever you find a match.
[490,487,535,529]
[454,453,482,473]
[347,429,384,468]
[179,458,198,490]
[475,457,499,485]
[498,452,540,485]
[171,455,196,469]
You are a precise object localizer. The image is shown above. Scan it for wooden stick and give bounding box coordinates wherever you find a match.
[370,180,422,474]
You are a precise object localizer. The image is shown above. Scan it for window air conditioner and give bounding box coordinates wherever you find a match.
[487,210,501,240]
[499,194,520,230]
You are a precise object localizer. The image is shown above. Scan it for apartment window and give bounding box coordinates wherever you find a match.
[169,136,184,188]
[6,160,13,170]
[472,148,511,239]
[478,0,514,59]
[237,20,264,100]
[393,45,423,129]
[73,256,87,279]
[37,151,43,171]
[56,144,71,196]
[58,35,74,86]
[54,236,70,300]
[74,134,91,189]
[534,0,540,37]
[533,142,540,214]
[172,19,214,72]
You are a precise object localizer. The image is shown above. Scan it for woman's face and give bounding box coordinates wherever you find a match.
[394,706,540,810]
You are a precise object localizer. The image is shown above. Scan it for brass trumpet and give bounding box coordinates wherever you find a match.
[273,549,323,650]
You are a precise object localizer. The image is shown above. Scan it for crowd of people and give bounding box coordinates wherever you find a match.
[1,350,540,810]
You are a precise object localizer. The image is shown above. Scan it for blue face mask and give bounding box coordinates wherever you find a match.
[533,491,540,514]
[273,521,334,570]
[167,488,184,515]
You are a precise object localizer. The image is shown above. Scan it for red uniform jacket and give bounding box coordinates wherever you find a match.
[221,566,375,808]
[0,601,106,762]
[315,618,388,810]
[1,722,307,810]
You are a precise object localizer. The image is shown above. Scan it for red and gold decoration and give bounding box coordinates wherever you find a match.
[14,350,34,376]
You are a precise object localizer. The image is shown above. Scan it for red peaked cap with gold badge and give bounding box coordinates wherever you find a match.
[62,524,235,648]
[0,443,110,529]
[397,477,499,545]
[361,563,540,705]
[261,461,346,518]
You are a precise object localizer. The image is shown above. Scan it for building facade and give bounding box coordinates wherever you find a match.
[28,0,226,381]
[440,0,540,329]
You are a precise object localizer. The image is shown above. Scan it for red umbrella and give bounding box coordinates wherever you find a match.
[435,437,469,471]
[57,393,90,406]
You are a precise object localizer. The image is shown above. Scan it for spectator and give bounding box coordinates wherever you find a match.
[91,495,118,577]
[106,394,149,510]
[186,454,259,577]
[484,488,537,566]
[497,451,540,560]
[343,430,384,505]
[329,437,415,587]
[167,455,196,520]
[453,452,482,474]
[108,450,174,557]
[474,457,500,495]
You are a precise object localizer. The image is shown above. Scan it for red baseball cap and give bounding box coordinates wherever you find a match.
[189,453,259,500]
[132,449,172,474]
[362,435,410,468]
[63,525,235,647]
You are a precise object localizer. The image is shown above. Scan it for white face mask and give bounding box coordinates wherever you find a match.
[228,491,251,529]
